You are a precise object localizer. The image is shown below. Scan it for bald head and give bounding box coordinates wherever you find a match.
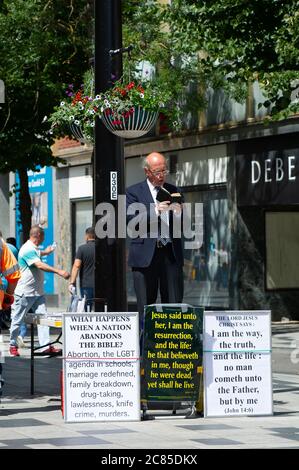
[144,152,168,187]
[30,225,44,245]
[144,152,166,169]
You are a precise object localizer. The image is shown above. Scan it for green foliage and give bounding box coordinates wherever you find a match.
[122,0,205,130]
[0,0,92,173]
[2,0,299,177]
[158,0,299,118]
[121,0,299,121]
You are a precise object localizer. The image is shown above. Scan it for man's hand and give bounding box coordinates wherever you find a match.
[58,270,70,280]
[2,293,14,310]
[68,284,76,295]
[157,201,170,212]
[42,245,55,255]
[169,202,182,215]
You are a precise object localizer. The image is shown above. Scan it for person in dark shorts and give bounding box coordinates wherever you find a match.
[69,227,95,311]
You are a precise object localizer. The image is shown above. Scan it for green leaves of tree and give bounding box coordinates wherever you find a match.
[0,0,92,173]
[123,0,299,122]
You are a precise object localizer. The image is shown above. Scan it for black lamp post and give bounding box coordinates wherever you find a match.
[93,0,127,311]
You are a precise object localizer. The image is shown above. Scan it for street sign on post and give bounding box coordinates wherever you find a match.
[94,0,127,312]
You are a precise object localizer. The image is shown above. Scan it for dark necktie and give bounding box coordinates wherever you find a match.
[155,187,170,245]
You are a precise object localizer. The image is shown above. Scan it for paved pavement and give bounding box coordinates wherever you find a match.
[272,322,299,375]
[0,321,298,451]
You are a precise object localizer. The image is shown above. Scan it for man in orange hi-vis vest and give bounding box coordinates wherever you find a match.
[0,235,20,400]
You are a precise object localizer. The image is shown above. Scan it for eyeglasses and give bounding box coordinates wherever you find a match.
[148,169,169,177]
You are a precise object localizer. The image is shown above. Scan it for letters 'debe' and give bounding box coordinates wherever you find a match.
[236,151,299,206]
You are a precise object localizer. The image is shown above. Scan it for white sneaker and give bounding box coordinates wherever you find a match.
[17,336,27,348]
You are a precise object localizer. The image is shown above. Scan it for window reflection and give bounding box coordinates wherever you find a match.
[183,188,230,308]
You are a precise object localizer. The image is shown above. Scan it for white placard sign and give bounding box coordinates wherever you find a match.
[63,312,140,422]
[204,310,272,417]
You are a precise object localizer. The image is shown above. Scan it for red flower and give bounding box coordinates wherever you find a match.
[114,87,127,97]
[126,82,135,90]
[72,90,83,105]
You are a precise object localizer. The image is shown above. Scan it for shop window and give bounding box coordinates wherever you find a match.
[71,199,93,260]
[266,211,299,289]
[183,187,230,308]
[126,186,231,309]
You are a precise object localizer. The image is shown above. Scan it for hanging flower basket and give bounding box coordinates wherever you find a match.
[69,122,93,145]
[101,106,158,138]
[48,70,177,144]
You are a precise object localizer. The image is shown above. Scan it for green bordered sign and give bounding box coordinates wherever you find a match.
[141,304,203,402]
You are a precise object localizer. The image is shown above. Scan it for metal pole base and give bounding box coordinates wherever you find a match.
[185,403,203,419]
[141,403,155,421]
[141,409,155,421]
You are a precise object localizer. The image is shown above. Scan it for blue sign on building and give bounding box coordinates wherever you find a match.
[16,166,54,294]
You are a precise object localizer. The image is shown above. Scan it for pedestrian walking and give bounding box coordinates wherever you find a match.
[9,225,70,357]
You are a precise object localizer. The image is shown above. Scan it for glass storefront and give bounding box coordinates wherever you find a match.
[126,185,230,309]
[71,199,93,257]
[266,211,299,290]
[183,186,230,308]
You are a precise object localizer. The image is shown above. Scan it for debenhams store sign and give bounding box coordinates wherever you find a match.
[236,149,299,206]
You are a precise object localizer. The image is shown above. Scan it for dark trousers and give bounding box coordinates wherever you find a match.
[132,244,184,334]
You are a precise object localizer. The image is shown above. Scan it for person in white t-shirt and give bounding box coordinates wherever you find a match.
[9,225,70,357]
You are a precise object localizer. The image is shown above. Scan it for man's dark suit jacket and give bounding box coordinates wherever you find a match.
[126,180,184,268]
